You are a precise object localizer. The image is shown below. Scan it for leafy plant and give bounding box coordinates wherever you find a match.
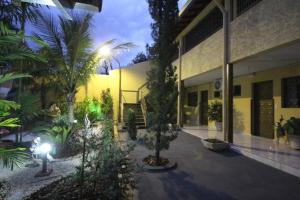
[75,98,102,125]
[100,89,113,118]
[0,74,30,170]
[34,12,133,123]
[282,117,300,136]
[34,115,77,156]
[208,101,222,122]
[77,119,135,199]
[127,109,137,140]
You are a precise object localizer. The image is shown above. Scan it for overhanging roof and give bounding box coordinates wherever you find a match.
[19,0,102,11]
[177,0,211,35]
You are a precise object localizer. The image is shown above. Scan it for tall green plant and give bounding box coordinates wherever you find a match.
[145,0,179,164]
[0,74,30,170]
[34,12,134,123]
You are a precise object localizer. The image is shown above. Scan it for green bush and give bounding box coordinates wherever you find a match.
[208,101,222,122]
[283,117,300,136]
[127,109,137,140]
[75,98,102,125]
[77,119,135,199]
[100,89,113,118]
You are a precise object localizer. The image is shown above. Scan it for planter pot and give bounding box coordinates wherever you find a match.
[215,122,222,131]
[202,138,230,151]
[289,135,300,150]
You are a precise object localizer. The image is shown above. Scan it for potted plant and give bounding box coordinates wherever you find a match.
[274,115,288,144]
[208,101,222,131]
[282,117,300,150]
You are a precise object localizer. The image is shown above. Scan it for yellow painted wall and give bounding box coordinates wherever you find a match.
[183,64,300,135]
[76,61,153,122]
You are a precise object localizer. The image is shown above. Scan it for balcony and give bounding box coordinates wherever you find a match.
[174,0,300,80]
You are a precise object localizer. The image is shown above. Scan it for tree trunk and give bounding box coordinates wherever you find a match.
[40,81,47,109]
[155,130,161,165]
[67,92,75,123]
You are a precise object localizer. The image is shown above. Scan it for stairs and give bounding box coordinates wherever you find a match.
[123,103,146,129]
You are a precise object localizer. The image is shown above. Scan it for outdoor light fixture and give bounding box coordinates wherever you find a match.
[35,143,53,177]
[99,45,112,58]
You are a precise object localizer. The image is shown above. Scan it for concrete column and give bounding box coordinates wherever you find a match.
[177,39,183,127]
[214,0,233,143]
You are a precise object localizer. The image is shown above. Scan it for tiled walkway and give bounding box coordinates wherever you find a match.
[132,131,300,200]
[182,126,300,178]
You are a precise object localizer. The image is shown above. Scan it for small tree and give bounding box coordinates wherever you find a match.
[144,0,179,165]
[127,109,137,140]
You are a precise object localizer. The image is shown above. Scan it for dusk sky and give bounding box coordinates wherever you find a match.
[90,0,187,67]
[28,1,187,67]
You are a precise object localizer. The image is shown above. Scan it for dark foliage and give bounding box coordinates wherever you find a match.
[131,51,148,64]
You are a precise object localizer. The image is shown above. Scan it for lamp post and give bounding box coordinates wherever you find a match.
[35,143,53,177]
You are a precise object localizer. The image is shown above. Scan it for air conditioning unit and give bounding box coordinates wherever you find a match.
[213,79,222,91]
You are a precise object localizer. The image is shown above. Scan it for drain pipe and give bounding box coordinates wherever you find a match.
[213,0,233,143]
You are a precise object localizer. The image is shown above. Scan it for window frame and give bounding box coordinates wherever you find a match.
[282,76,300,108]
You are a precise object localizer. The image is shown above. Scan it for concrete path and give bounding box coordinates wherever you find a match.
[132,131,300,200]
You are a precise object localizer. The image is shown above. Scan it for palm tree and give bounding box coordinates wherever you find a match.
[34,12,134,123]
[0,22,45,169]
[0,73,30,170]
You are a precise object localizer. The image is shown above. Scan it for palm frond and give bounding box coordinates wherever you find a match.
[0,148,29,170]
[0,73,31,84]
[0,118,20,128]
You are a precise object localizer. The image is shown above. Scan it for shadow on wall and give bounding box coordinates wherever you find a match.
[233,106,245,134]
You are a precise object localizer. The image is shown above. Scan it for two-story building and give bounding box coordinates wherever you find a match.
[174,0,300,140]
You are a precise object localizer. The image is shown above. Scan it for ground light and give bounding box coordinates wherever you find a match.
[35,143,53,177]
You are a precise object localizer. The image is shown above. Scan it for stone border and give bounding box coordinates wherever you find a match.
[139,159,177,172]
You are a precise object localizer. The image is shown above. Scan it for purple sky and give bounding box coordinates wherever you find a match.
[90,0,187,66]
[30,0,187,67]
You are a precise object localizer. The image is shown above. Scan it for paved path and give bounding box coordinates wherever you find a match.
[132,131,300,200]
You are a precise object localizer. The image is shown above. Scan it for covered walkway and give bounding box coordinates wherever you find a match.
[182,126,300,178]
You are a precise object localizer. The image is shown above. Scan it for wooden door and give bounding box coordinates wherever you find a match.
[253,81,274,139]
[200,91,208,125]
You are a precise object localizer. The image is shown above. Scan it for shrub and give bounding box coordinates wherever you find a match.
[208,101,222,122]
[77,119,135,199]
[75,98,102,125]
[127,109,137,140]
[100,89,113,118]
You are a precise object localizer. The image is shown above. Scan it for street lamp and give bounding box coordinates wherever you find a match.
[35,143,53,177]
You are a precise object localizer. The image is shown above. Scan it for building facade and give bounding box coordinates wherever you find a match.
[174,0,300,139]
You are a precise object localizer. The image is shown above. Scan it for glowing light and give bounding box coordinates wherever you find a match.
[38,143,52,154]
[99,45,112,58]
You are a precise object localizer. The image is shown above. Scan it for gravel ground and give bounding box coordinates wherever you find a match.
[0,156,80,200]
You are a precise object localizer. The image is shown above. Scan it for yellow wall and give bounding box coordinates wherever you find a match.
[183,64,300,135]
[76,61,153,122]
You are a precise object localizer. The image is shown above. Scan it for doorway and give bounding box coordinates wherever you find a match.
[252,81,274,139]
[200,90,208,125]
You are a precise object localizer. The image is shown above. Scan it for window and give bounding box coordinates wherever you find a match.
[282,76,300,108]
[187,92,198,107]
[234,85,241,96]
